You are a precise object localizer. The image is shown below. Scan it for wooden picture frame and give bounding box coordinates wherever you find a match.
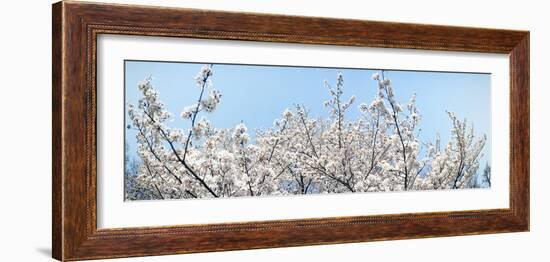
[52,1,529,261]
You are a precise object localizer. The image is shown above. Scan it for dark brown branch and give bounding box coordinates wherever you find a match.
[153,184,165,200]
[185,190,197,198]
[182,65,213,162]
[307,163,355,193]
[267,120,287,162]
[381,71,410,190]
[136,124,183,184]
[365,111,381,179]
[298,108,319,158]
[142,159,166,199]
[142,111,219,198]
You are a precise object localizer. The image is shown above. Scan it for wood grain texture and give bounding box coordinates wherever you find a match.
[52,1,530,261]
[52,2,63,260]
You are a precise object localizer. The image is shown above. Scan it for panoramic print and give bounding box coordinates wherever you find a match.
[124,61,492,201]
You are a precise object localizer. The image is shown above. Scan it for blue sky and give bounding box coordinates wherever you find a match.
[124,60,491,167]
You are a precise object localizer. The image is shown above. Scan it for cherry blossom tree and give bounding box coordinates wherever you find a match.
[125,65,489,200]
[416,112,487,190]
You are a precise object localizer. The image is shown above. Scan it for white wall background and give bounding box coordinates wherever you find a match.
[0,0,546,261]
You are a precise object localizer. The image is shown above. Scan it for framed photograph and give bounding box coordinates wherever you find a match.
[52,1,529,261]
